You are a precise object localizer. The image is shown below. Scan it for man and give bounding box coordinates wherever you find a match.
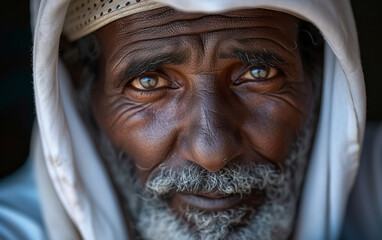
[65,6,320,240]
[22,0,365,239]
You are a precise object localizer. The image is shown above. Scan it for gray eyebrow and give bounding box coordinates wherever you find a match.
[118,52,188,87]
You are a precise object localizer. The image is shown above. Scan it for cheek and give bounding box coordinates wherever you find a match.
[241,85,309,163]
[115,113,179,169]
[93,88,180,170]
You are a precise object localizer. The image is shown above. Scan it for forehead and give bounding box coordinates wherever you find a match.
[96,7,299,35]
[95,7,300,64]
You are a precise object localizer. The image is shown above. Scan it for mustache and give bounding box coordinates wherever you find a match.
[145,162,286,198]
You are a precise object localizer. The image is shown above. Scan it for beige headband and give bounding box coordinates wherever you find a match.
[64,0,166,41]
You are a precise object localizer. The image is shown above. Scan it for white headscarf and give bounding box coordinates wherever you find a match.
[31,0,365,239]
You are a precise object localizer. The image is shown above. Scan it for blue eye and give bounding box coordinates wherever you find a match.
[130,74,171,90]
[250,68,269,79]
[241,67,278,81]
[139,76,158,89]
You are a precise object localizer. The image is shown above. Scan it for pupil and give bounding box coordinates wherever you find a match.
[251,68,268,78]
[140,77,158,89]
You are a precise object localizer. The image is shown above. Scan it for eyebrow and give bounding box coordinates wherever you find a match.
[219,50,287,67]
[118,52,188,86]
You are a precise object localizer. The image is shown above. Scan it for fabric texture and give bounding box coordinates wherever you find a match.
[31,123,82,240]
[30,0,365,239]
[0,157,47,240]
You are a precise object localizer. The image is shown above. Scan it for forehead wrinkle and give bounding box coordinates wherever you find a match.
[111,14,209,41]
[103,10,300,67]
[108,31,210,71]
[216,29,299,62]
[110,25,297,66]
[110,13,299,46]
[110,29,286,69]
[114,7,297,31]
[112,7,206,34]
[189,34,208,68]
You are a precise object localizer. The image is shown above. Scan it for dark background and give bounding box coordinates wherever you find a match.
[0,0,381,179]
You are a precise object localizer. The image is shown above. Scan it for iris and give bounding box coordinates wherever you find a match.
[250,68,269,79]
[139,76,158,89]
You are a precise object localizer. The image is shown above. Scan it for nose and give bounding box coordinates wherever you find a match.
[179,82,243,172]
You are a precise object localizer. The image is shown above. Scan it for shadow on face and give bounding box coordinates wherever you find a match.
[61,7,323,235]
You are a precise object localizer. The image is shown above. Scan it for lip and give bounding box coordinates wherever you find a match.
[171,191,260,212]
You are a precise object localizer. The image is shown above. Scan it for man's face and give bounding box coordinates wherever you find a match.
[91,7,314,239]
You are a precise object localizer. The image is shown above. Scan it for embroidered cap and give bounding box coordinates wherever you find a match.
[64,0,166,41]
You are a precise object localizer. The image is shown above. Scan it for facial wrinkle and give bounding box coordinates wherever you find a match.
[191,83,224,142]
[113,27,295,58]
[108,104,154,133]
[263,94,305,115]
[116,13,298,41]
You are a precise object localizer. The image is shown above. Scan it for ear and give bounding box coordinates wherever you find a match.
[60,35,85,89]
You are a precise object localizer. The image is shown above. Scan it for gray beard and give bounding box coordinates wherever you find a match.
[97,117,314,240]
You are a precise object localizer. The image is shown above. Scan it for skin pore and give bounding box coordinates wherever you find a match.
[77,7,319,239]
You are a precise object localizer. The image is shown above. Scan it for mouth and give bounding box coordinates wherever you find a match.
[170,190,263,212]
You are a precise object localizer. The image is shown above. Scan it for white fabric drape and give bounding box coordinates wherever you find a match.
[31,0,365,239]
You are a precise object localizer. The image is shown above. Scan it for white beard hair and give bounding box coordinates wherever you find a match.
[97,112,315,240]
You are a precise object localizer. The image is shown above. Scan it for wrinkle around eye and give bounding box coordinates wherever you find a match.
[123,83,177,103]
[233,74,284,93]
[262,92,305,115]
[107,98,155,132]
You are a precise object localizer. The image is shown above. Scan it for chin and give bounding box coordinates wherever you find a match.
[134,192,296,240]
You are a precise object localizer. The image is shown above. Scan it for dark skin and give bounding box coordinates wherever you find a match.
[89,7,313,219]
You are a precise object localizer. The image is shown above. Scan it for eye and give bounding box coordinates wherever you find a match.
[242,66,278,80]
[130,74,170,90]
